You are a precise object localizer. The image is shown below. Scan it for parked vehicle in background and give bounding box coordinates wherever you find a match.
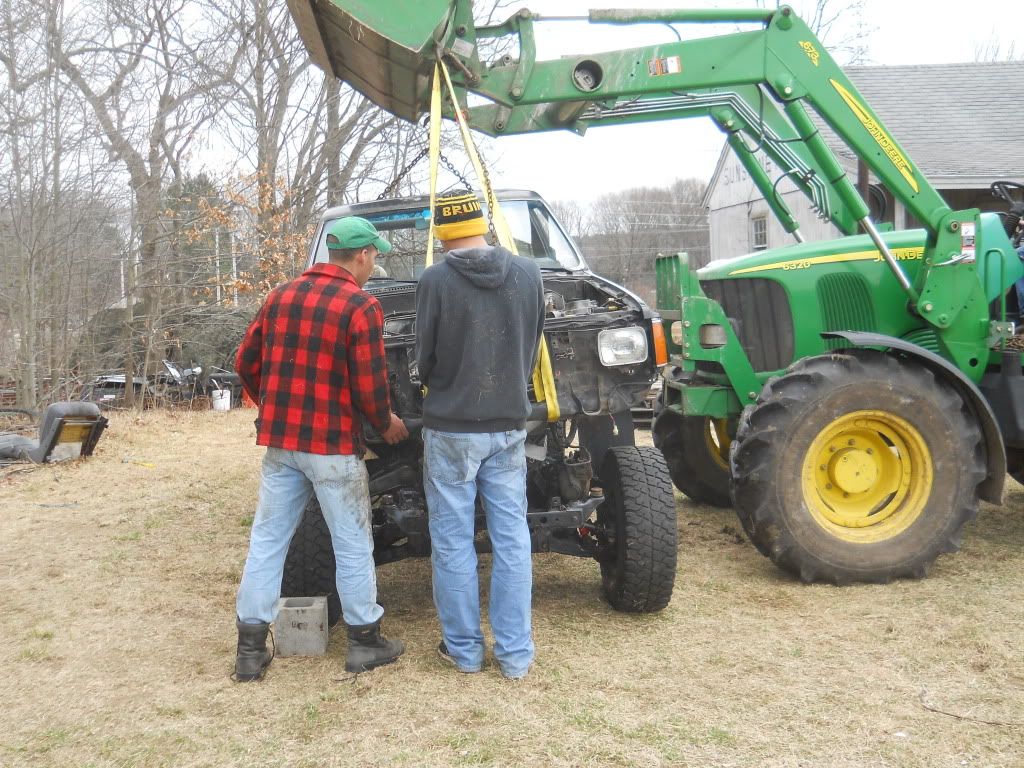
[79,373,145,408]
[80,361,243,409]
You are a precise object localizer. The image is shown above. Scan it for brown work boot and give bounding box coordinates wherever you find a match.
[234,620,273,682]
[345,621,405,673]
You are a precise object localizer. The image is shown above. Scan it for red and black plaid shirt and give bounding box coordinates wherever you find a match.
[235,263,392,456]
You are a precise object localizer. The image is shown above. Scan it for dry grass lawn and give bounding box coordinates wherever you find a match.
[1,409,1023,767]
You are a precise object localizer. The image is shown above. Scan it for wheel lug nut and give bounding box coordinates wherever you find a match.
[847,439,855,446]
[819,464,826,471]
[866,448,873,454]
[826,483,833,490]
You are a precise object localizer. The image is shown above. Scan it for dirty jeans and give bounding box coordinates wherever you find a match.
[423,428,533,676]
[236,448,382,628]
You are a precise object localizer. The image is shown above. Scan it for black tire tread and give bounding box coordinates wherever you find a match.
[657,414,732,508]
[281,501,342,626]
[600,446,678,612]
[731,350,985,584]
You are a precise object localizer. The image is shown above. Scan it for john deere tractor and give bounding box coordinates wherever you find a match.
[285,0,1024,583]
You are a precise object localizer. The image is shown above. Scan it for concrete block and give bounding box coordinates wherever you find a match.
[274,596,329,657]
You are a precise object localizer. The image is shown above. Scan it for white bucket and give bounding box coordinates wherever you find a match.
[211,389,231,412]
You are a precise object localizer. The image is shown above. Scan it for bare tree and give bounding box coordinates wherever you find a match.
[975,38,1020,63]
[0,0,567,410]
[548,200,592,242]
[0,0,124,407]
[753,0,874,64]
[208,0,434,297]
[581,178,709,304]
[802,0,873,65]
[48,0,243,405]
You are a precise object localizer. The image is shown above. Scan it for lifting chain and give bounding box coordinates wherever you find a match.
[376,146,475,202]
[377,82,497,242]
[376,145,429,200]
[439,153,474,195]
[475,153,499,243]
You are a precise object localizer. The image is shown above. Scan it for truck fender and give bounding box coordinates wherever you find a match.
[822,331,1005,505]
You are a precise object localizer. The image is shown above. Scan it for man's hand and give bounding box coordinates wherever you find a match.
[380,412,409,444]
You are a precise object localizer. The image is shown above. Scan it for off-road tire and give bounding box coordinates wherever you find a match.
[731,350,986,584]
[1007,449,1024,485]
[281,501,342,626]
[655,412,732,508]
[597,446,677,612]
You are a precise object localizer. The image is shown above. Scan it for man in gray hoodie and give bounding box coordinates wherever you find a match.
[415,191,544,679]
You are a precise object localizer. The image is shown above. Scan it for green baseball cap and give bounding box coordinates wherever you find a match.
[325,216,392,254]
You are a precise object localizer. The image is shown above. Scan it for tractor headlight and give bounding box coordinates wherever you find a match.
[598,327,648,367]
[670,321,683,345]
[699,323,728,348]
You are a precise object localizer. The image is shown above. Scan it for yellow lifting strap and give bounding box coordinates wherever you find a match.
[424,63,443,268]
[427,58,560,422]
[530,334,560,422]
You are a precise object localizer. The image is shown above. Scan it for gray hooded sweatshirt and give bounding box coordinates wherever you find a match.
[415,245,544,432]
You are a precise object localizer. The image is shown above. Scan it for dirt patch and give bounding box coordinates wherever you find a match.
[1,410,1023,767]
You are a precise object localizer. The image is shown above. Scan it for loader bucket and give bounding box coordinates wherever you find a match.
[286,0,454,122]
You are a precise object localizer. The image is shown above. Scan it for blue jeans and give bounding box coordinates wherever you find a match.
[424,428,534,677]
[236,448,382,627]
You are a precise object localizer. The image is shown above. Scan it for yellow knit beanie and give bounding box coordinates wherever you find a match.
[434,191,487,241]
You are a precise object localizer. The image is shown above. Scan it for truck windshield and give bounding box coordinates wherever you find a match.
[312,199,584,280]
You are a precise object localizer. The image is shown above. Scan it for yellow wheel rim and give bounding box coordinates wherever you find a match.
[800,410,932,543]
[704,418,732,471]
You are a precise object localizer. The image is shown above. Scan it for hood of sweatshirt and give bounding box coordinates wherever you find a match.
[444,246,514,289]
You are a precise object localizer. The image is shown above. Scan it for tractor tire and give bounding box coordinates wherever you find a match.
[1006,449,1024,485]
[282,501,342,626]
[596,446,677,612]
[655,412,733,508]
[730,350,986,584]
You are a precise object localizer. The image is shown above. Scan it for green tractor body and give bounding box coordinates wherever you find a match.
[654,212,1023,583]
[661,213,1021,414]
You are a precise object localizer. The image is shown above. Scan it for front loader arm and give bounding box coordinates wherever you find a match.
[289,0,1007,337]
[470,80,860,238]
[460,6,957,264]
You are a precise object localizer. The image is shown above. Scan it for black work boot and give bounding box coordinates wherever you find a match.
[345,621,405,673]
[234,620,273,682]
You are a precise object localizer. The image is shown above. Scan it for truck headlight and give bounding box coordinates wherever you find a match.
[598,327,648,367]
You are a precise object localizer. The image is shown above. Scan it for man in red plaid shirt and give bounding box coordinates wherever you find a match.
[232,216,408,681]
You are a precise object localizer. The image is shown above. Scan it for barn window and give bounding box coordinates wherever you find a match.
[750,215,768,251]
